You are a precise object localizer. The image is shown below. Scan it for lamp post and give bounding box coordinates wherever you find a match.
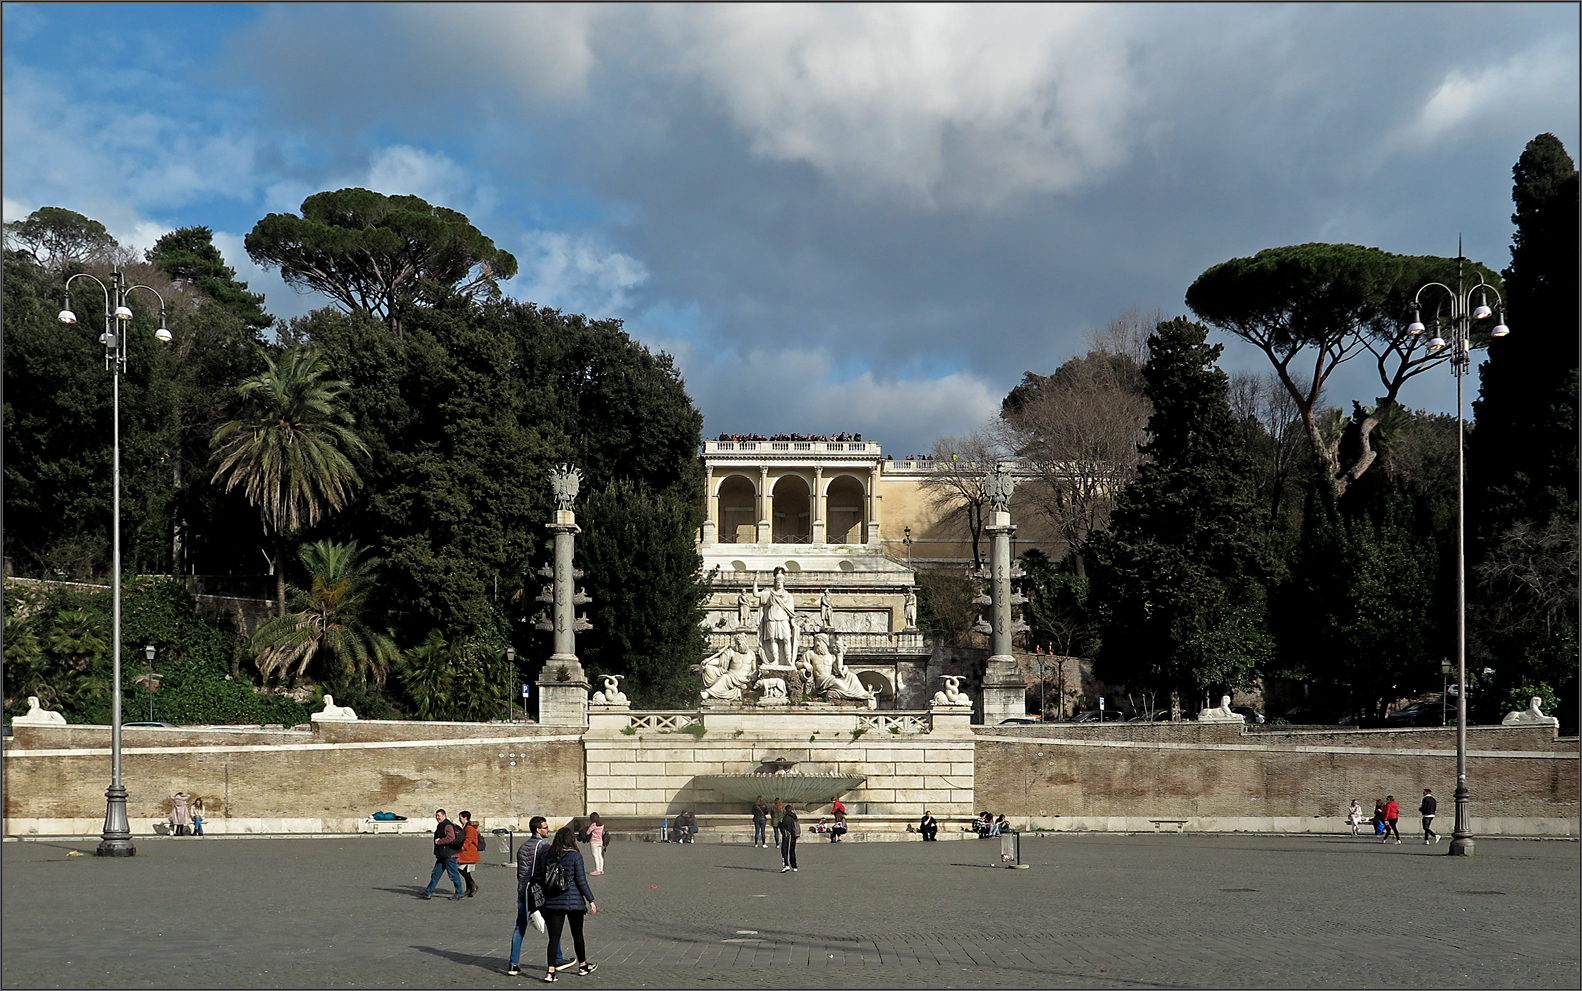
[145,645,157,722]
[505,646,517,722]
[59,270,171,858]
[1408,252,1507,857]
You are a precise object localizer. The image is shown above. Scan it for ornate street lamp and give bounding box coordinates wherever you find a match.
[60,270,171,858]
[1408,252,1507,857]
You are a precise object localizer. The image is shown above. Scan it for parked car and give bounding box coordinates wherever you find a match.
[1128,708,1174,722]
[1074,709,1128,723]
[1230,706,1266,724]
[1386,702,1458,727]
[998,716,1042,725]
[1278,706,1335,724]
[122,721,179,728]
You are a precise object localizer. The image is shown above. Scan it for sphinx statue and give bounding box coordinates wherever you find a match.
[1502,696,1560,727]
[12,696,67,725]
[311,694,359,721]
[1198,695,1241,723]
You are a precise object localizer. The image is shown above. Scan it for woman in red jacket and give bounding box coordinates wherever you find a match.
[1381,796,1401,844]
[458,810,482,896]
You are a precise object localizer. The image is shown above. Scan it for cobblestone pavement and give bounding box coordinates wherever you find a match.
[3,831,1576,988]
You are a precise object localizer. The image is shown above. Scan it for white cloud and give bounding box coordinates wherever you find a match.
[365,146,470,207]
[642,4,1139,206]
[509,230,650,316]
[1389,40,1578,154]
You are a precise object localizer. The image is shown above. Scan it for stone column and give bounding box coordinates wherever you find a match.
[756,466,771,543]
[865,465,882,545]
[980,466,1025,725]
[812,466,826,545]
[701,465,717,545]
[537,466,590,727]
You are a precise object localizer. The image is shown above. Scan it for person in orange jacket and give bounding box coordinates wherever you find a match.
[458,810,482,896]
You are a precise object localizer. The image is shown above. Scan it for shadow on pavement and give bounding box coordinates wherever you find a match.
[411,945,502,974]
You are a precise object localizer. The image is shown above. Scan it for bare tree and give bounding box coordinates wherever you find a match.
[1229,371,1317,519]
[1085,305,1162,367]
[921,427,1011,573]
[1001,351,1151,576]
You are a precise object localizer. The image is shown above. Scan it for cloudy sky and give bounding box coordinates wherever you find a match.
[5,3,1576,455]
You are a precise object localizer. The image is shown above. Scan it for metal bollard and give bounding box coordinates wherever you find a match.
[492,828,513,867]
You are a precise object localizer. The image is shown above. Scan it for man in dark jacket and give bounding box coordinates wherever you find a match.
[422,808,465,900]
[919,810,938,841]
[1419,789,1438,845]
[779,804,800,872]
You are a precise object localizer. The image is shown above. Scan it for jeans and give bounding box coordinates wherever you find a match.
[425,855,463,897]
[753,821,767,846]
[1422,815,1436,840]
[512,890,563,967]
[772,823,783,847]
[544,910,586,970]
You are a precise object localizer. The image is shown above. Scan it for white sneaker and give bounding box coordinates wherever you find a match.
[792,867,798,871]
[1434,834,1441,844]
[1395,840,1402,845]
[780,865,791,873]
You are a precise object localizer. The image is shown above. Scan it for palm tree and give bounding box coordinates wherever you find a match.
[250,540,399,686]
[210,346,368,616]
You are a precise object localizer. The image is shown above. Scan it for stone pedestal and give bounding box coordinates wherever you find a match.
[930,703,974,737]
[980,655,1026,726]
[537,674,589,727]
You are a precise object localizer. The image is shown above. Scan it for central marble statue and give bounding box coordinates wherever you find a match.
[753,568,798,669]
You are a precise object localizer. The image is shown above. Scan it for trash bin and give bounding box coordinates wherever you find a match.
[492,828,513,867]
[999,829,1029,868]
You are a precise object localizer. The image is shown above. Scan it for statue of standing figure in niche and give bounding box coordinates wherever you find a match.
[754,568,798,669]
[819,589,834,629]
[736,588,754,628]
[700,633,759,702]
[798,632,878,709]
[904,587,918,630]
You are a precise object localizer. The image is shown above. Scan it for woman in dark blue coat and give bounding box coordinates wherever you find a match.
[540,826,597,981]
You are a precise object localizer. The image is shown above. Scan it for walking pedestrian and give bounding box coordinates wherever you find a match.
[779,803,800,872]
[585,812,607,874]
[457,811,481,897]
[1347,800,1364,836]
[541,826,598,981]
[508,816,555,976]
[1419,789,1439,845]
[1382,795,1402,844]
[421,809,466,900]
[752,796,770,849]
[771,798,785,848]
[1373,799,1387,837]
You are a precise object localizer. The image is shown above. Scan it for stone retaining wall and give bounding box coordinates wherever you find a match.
[972,727,1578,835]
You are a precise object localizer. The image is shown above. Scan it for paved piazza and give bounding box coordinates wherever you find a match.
[3,831,1576,989]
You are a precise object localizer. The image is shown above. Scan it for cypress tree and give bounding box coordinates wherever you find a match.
[1088,318,1273,704]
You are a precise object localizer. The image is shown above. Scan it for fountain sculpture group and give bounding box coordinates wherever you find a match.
[699,569,884,709]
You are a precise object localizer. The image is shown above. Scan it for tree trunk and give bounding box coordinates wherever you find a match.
[276,533,287,618]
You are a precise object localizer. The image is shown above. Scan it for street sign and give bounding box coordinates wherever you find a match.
[521,684,531,698]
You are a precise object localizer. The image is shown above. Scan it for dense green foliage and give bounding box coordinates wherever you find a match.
[3,578,309,727]
[1087,318,1273,702]
[4,206,118,269]
[251,540,401,686]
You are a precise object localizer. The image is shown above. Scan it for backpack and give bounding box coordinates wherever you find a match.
[540,853,569,897]
[476,830,487,853]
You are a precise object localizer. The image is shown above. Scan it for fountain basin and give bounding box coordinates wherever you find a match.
[697,772,867,805]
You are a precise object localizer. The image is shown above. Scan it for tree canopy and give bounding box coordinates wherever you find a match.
[245,188,518,335]
[147,226,272,331]
[4,206,118,270]
[1186,243,1502,496]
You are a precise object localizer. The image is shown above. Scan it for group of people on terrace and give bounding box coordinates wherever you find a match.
[716,431,864,442]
